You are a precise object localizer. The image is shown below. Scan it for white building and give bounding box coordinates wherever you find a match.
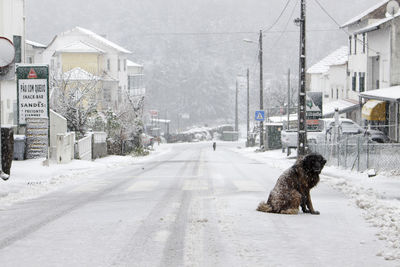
[341,0,400,141]
[0,0,25,125]
[127,60,145,97]
[25,40,46,64]
[307,46,359,119]
[41,27,132,110]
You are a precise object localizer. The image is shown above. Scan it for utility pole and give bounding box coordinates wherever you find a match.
[246,68,250,146]
[297,0,307,157]
[259,30,264,149]
[287,68,290,130]
[235,78,238,132]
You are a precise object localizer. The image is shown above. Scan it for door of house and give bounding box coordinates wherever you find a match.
[371,56,380,89]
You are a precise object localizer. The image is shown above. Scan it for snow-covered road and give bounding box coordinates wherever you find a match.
[0,142,396,266]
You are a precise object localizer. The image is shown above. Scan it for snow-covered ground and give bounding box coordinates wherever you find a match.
[2,141,400,262]
[232,143,400,262]
[0,144,172,208]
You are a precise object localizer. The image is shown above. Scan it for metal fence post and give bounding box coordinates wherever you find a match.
[337,140,340,167]
[344,137,348,169]
[357,136,361,172]
[366,138,369,170]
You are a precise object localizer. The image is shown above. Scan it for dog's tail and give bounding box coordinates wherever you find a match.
[257,201,273,213]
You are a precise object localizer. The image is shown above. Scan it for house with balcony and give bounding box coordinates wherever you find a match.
[341,0,400,141]
[41,27,132,111]
[127,60,145,97]
[307,46,359,120]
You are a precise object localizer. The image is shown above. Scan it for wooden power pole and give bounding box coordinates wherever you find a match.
[297,0,307,157]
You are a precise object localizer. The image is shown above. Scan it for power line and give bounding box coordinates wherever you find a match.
[312,0,343,28]
[312,0,382,55]
[128,28,340,37]
[271,0,299,48]
[262,0,292,33]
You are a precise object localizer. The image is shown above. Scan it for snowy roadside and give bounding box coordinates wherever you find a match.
[0,144,172,208]
[231,144,400,261]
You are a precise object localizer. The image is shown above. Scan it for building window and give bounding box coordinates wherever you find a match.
[336,88,339,99]
[103,88,111,102]
[359,72,365,92]
[331,88,333,99]
[124,59,126,71]
[352,73,357,91]
[362,33,366,53]
[354,34,357,54]
[107,59,110,71]
[128,74,144,91]
[349,36,352,55]
[13,36,22,63]
[118,59,121,71]
[118,86,122,103]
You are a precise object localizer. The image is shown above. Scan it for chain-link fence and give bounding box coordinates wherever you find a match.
[309,135,400,174]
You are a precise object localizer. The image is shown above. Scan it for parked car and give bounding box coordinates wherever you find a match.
[366,129,391,143]
[281,118,389,151]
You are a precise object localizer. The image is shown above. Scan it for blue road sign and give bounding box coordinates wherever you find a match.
[255,110,265,121]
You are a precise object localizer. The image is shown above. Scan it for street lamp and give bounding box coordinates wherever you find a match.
[243,30,264,149]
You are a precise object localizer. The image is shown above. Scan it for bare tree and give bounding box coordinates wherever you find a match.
[50,68,101,138]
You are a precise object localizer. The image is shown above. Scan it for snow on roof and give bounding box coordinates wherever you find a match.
[360,85,400,102]
[74,27,131,54]
[127,60,143,67]
[341,0,390,28]
[56,41,105,54]
[26,39,46,48]
[268,114,298,123]
[307,46,348,74]
[323,99,359,117]
[152,119,171,123]
[63,67,100,81]
[355,13,400,34]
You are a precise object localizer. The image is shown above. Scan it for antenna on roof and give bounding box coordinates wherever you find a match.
[386,0,400,17]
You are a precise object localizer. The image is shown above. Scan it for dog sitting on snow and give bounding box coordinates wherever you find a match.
[257,153,326,215]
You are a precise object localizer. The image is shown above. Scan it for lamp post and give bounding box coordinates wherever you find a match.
[246,68,250,146]
[243,30,264,149]
[235,79,238,132]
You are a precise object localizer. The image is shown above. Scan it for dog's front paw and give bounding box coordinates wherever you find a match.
[311,210,320,215]
[302,209,311,213]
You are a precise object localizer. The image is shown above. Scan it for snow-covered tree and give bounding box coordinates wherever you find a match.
[50,67,101,138]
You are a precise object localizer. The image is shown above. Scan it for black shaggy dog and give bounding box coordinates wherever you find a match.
[257,153,326,215]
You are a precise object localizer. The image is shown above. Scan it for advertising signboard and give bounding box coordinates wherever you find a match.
[16,65,49,125]
[306,92,323,130]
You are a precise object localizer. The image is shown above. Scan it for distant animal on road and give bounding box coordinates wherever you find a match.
[212,142,216,151]
[257,152,326,215]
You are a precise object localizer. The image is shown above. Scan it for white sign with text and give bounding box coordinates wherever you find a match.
[18,79,48,124]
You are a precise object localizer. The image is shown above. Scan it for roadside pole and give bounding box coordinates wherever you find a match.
[235,79,238,132]
[259,30,264,149]
[246,68,250,146]
[297,0,307,157]
[287,68,290,130]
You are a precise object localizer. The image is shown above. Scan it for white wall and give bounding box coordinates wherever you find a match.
[49,109,67,152]
[328,64,347,101]
[368,27,391,89]
[0,0,25,126]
